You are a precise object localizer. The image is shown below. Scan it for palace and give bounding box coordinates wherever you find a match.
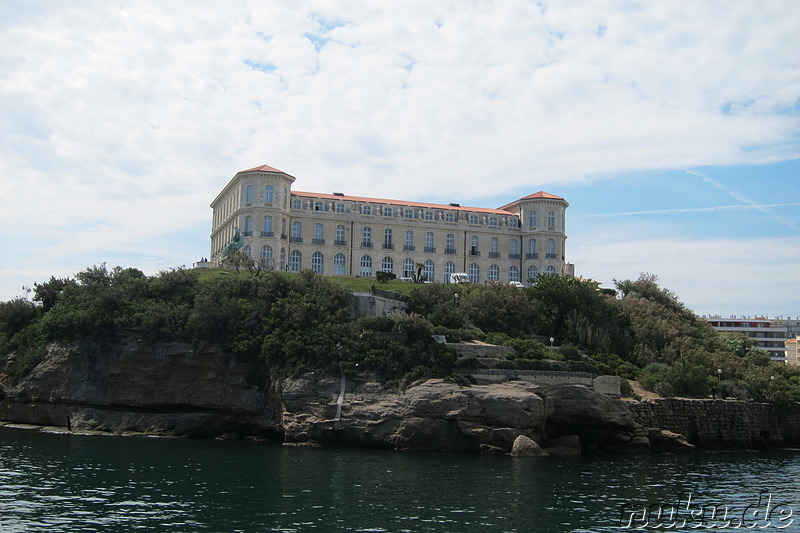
[210,164,569,284]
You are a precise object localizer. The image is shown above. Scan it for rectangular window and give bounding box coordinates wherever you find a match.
[548,211,556,227]
[384,229,393,249]
[262,216,273,236]
[336,203,345,213]
[265,185,274,203]
[404,230,414,251]
[291,221,302,242]
[362,205,372,215]
[425,232,435,253]
[314,223,324,244]
[362,227,372,247]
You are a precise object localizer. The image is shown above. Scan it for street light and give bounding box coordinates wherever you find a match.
[717,368,722,383]
[453,293,459,308]
[549,337,554,348]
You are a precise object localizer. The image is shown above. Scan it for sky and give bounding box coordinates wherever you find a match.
[0,1,798,318]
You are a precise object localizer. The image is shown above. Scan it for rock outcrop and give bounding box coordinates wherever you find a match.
[4,341,800,454]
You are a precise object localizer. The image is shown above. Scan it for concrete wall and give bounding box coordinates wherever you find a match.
[629,398,800,449]
[350,293,409,318]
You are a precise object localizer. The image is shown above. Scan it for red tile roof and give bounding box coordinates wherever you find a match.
[239,164,287,174]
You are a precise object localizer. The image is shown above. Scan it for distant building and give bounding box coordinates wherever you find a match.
[786,337,799,366]
[210,164,569,284]
[704,316,796,362]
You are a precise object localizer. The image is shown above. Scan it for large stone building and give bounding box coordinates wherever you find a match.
[210,164,569,284]
[703,315,796,362]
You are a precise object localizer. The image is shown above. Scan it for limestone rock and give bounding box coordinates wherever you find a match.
[510,435,547,457]
[544,434,582,455]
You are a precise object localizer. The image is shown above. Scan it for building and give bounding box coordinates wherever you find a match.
[787,337,799,366]
[210,164,569,284]
[704,316,791,362]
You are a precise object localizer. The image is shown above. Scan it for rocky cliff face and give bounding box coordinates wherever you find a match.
[0,340,281,438]
[2,341,796,454]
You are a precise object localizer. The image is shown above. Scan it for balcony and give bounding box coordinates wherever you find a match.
[404,245,415,251]
[290,236,303,243]
[424,246,436,253]
[383,243,395,250]
[508,253,521,259]
[469,248,481,257]
[361,241,373,248]
[444,247,456,254]
[546,253,557,259]
[312,238,325,245]
[243,231,253,237]
[261,231,274,237]
[526,253,538,259]
[334,239,347,246]
[489,252,500,258]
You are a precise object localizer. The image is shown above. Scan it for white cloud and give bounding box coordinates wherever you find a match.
[0,0,799,305]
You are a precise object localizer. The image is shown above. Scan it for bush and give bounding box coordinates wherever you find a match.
[376,271,396,283]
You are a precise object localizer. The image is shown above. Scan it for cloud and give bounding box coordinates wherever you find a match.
[0,1,799,304]
[569,236,800,317]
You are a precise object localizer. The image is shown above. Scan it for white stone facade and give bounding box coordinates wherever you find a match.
[210,165,569,284]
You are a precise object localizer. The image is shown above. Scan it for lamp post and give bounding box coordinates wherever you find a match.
[453,293,459,308]
[717,368,722,384]
[549,337,554,348]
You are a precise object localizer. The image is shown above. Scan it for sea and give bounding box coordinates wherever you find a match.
[1,426,798,533]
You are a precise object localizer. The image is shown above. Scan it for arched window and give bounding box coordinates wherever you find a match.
[488,264,499,281]
[243,244,252,258]
[261,245,273,268]
[360,255,373,277]
[509,266,520,282]
[289,250,302,272]
[333,253,346,275]
[280,247,286,270]
[527,265,538,285]
[468,263,480,283]
[381,257,393,274]
[444,261,455,283]
[546,265,557,275]
[311,252,324,274]
[402,258,414,278]
[423,259,435,282]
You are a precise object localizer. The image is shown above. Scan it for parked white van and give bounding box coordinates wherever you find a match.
[449,272,471,284]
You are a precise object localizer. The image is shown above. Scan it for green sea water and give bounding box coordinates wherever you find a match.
[1,426,799,532]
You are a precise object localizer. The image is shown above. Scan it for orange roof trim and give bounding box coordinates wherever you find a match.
[239,164,287,174]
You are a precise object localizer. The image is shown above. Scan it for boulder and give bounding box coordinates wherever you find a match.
[648,428,696,453]
[510,435,547,457]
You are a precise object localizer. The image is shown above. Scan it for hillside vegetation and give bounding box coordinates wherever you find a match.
[1,265,799,404]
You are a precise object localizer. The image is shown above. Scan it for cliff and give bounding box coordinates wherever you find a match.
[2,341,799,454]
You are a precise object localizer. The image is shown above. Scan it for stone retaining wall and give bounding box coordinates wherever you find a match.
[629,398,800,449]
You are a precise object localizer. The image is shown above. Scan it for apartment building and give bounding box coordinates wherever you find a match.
[210,164,568,284]
[704,316,792,362]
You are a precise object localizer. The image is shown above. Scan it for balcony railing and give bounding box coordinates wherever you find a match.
[290,236,303,243]
[526,253,538,259]
[546,253,557,259]
[361,241,373,248]
[334,239,347,246]
[508,253,521,259]
[444,247,456,254]
[312,238,325,245]
[489,252,500,258]
[243,231,253,237]
[424,246,436,253]
[469,248,481,256]
[383,243,395,250]
[404,245,415,251]
[261,231,274,237]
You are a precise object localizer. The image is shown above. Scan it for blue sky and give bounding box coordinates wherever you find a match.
[0,1,798,317]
